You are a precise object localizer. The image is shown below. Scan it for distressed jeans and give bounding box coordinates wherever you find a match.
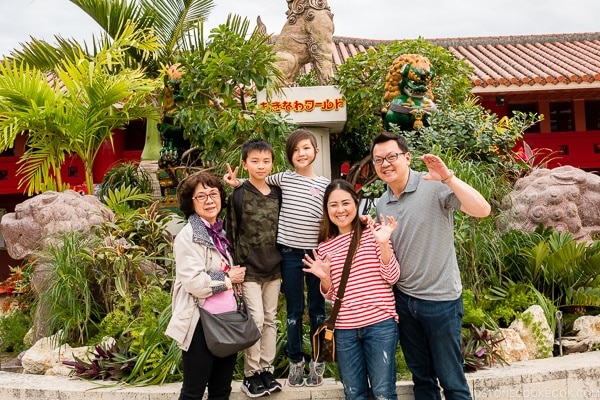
[394,288,472,400]
[279,245,326,363]
[335,318,399,400]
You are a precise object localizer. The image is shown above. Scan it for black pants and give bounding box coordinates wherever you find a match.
[179,320,238,400]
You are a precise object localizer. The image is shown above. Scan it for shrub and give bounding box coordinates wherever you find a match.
[0,307,31,353]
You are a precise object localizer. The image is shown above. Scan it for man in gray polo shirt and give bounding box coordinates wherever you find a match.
[371,131,491,400]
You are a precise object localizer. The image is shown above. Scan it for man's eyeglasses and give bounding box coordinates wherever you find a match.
[372,152,406,166]
[193,191,220,202]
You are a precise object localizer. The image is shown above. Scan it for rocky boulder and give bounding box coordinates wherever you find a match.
[0,190,114,260]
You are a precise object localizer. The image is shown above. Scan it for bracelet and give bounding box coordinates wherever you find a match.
[441,170,454,184]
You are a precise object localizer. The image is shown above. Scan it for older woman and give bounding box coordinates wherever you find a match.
[166,171,246,400]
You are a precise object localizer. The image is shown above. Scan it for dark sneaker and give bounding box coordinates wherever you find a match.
[287,360,305,387]
[241,372,270,398]
[305,360,324,387]
[260,370,282,393]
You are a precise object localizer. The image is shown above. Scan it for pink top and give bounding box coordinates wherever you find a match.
[202,255,237,314]
[318,228,400,329]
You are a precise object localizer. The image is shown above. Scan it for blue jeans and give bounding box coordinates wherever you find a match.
[279,245,326,363]
[394,288,472,400]
[335,318,398,400]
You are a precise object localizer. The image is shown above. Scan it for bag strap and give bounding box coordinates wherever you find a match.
[324,231,359,329]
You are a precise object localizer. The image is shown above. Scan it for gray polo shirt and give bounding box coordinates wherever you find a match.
[376,169,463,301]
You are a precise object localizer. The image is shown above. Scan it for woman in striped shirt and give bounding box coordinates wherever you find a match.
[302,179,400,400]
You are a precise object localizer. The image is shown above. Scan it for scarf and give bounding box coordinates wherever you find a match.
[203,218,233,260]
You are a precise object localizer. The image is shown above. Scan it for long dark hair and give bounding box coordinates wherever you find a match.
[318,179,363,246]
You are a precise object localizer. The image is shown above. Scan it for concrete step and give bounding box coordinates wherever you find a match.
[0,351,599,399]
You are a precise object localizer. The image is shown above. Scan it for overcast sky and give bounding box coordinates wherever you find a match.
[1,0,599,56]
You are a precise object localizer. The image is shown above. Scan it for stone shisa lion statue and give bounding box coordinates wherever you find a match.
[272,0,335,85]
[498,165,600,242]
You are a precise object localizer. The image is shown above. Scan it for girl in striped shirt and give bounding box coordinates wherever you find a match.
[302,179,400,400]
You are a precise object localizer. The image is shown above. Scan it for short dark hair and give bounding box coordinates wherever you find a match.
[285,129,318,165]
[241,139,275,161]
[177,171,226,219]
[318,179,363,243]
[370,131,410,156]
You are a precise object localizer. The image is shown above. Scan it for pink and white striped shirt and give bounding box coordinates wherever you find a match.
[318,228,400,329]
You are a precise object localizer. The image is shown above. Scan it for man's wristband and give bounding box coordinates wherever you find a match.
[441,170,454,184]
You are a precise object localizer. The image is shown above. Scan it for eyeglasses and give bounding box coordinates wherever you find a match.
[193,191,220,202]
[372,152,406,166]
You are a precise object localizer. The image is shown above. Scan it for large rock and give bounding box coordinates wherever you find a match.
[498,166,600,241]
[21,331,100,376]
[498,328,530,363]
[508,305,554,359]
[573,315,600,337]
[0,190,114,259]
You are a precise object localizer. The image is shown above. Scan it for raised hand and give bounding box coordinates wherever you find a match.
[420,154,452,182]
[223,163,240,187]
[370,214,397,244]
[302,249,331,281]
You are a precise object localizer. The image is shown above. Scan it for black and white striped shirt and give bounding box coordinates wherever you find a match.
[266,171,330,249]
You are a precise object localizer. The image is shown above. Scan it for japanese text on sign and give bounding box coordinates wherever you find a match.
[259,98,345,113]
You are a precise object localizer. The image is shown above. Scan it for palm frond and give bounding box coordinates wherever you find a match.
[145,0,215,57]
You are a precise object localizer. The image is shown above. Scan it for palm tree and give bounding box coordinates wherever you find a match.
[0,24,160,194]
[8,0,216,164]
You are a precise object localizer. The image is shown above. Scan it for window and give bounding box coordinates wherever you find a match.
[549,101,574,132]
[585,100,600,131]
[124,119,147,151]
[508,103,540,133]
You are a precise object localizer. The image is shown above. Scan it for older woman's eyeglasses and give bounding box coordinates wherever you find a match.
[193,191,220,202]
[372,152,406,166]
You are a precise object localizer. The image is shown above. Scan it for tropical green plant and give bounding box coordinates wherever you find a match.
[0,307,32,353]
[359,179,386,217]
[121,287,182,385]
[409,105,541,169]
[174,15,292,174]
[508,230,600,310]
[35,231,104,345]
[481,279,543,327]
[99,162,155,209]
[462,289,489,328]
[0,25,160,194]
[63,0,219,161]
[89,195,174,313]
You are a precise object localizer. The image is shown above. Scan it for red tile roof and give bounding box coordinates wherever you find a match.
[324,32,600,96]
